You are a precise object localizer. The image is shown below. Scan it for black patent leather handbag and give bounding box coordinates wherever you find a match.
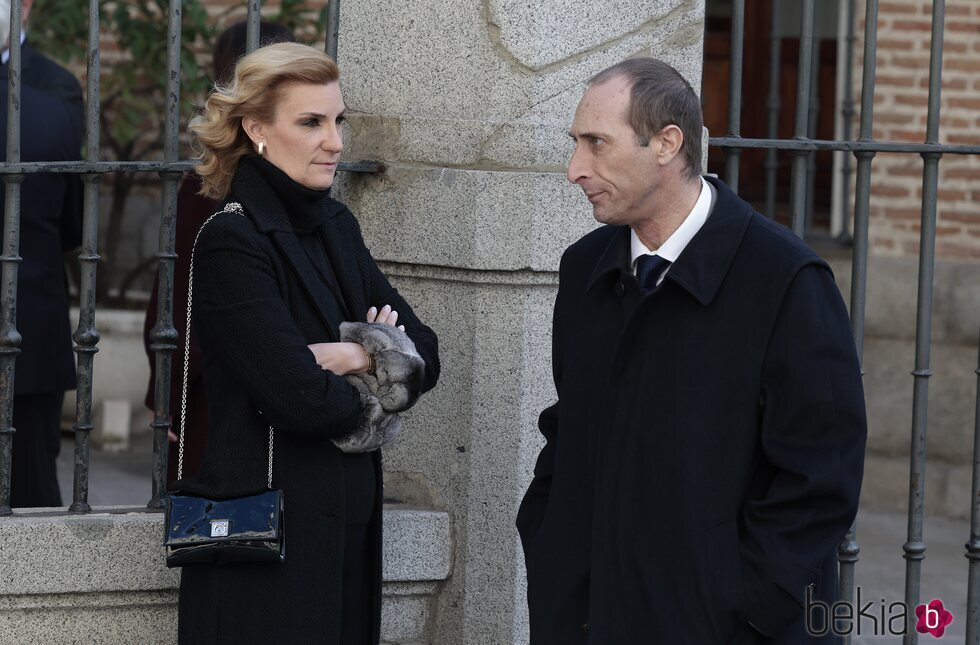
[162,203,285,568]
[164,489,284,566]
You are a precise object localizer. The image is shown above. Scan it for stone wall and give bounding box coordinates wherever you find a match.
[333,1,706,643]
[0,506,451,644]
[829,254,979,521]
[841,0,980,520]
[854,0,980,260]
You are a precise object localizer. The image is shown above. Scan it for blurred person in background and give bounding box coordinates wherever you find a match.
[0,0,83,507]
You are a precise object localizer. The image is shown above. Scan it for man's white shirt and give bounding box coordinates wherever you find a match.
[630,176,713,287]
[1,31,28,65]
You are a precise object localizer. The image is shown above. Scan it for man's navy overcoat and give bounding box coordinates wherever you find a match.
[0,42,83,397]
[518,177,867,644]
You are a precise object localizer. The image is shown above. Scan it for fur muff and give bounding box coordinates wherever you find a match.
[331,322,426,453]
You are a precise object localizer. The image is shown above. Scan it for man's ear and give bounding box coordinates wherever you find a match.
[654,124,684,167]
[21,0,32,25]
[241,116,265,148]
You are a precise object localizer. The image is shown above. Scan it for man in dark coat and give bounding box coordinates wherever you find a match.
[1,0,83,507]
[2,0,83,135]
[517,58,867,644]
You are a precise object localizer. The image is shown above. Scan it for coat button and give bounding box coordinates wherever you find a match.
[613,282,625,297]
[582,623,589,632]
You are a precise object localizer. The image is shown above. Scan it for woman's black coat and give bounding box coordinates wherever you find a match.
[177,160,439,644]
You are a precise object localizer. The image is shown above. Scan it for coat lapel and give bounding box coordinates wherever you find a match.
[270,229,346,341]
[586,178,754,308]
[666,176,752,307]
[230,161,348,341]
[316,208,366,324]
[0,39,33,80]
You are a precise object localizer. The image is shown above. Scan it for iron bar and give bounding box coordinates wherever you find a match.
[723,0,745,192]
[325,0,340,61]
[763,0,782,219]
[837,0,856,240]
[902,1,945,642]
[708,137,979,155]
[246,0,261,54]
[0,0,23,516]
[0,160,385,174]
[966,332,980,644]
[788,0,815,237]
[148,0,183,511]
[839,3,878,639]
[69,0,103,514]
[848,0,882,364]
[804,36,821,232]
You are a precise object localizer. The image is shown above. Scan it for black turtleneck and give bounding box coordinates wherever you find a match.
[245,155,351,323]
[246,154,329,233]
[245,154,376,527]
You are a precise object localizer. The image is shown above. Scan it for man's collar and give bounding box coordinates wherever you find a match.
[586,176,752,306]
[629,176,711,266]
[1,32,28,65]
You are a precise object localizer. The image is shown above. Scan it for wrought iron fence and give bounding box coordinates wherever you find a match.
[1,0,979,642]
[710,1,980,643]
[0,0,377,517]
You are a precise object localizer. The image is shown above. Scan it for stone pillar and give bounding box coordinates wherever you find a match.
[337,2,705,642]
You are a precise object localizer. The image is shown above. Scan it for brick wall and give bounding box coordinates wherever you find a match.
[854,0,980,260]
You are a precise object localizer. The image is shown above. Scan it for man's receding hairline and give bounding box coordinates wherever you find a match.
[586,68,633,91]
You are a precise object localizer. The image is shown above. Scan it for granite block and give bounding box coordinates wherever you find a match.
[863,338,977,463]
[380,581,439,643]
[830,256,980,346]
[860,454,944,515]
[339,0,704,173]
[0,594,178,645]
[383,507,453,581]
[0,507,450,643]
[345,167,598,273]
[487,0,691,70]
[378,272,558,645]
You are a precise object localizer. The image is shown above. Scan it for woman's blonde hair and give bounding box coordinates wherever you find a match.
[189,42,340,199]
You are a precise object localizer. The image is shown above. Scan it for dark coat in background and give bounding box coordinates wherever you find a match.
[517,177,866,644]
[177,161,440,644]
[15,39,84,139]
[0,45,83,507]
[0,39,83,397]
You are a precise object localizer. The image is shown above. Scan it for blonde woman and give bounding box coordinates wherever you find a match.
[177,42,439,644]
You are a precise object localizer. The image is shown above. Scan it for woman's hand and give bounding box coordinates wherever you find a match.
[367,305,405,331]
[307,341,371,375]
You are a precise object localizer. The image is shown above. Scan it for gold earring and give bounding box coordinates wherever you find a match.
[257,141,266,155]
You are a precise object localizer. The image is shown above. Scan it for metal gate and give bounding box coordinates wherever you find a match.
[0,1,376,514]
[710,1,980,643]
[1,0,978,643]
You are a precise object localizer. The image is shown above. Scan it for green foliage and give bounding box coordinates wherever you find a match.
[26,0,323,303]
[30,0,212,160]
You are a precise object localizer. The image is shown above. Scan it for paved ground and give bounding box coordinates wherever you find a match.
[54,432,972,642]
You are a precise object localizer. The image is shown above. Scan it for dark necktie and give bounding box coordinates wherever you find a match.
[635,254,671,291]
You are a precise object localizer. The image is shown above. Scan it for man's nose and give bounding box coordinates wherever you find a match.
[566,148,587,185]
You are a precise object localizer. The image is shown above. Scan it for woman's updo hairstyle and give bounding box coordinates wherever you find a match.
[190,42,340,199]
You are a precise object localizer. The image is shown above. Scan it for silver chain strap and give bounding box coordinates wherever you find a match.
[177,202,275,489]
